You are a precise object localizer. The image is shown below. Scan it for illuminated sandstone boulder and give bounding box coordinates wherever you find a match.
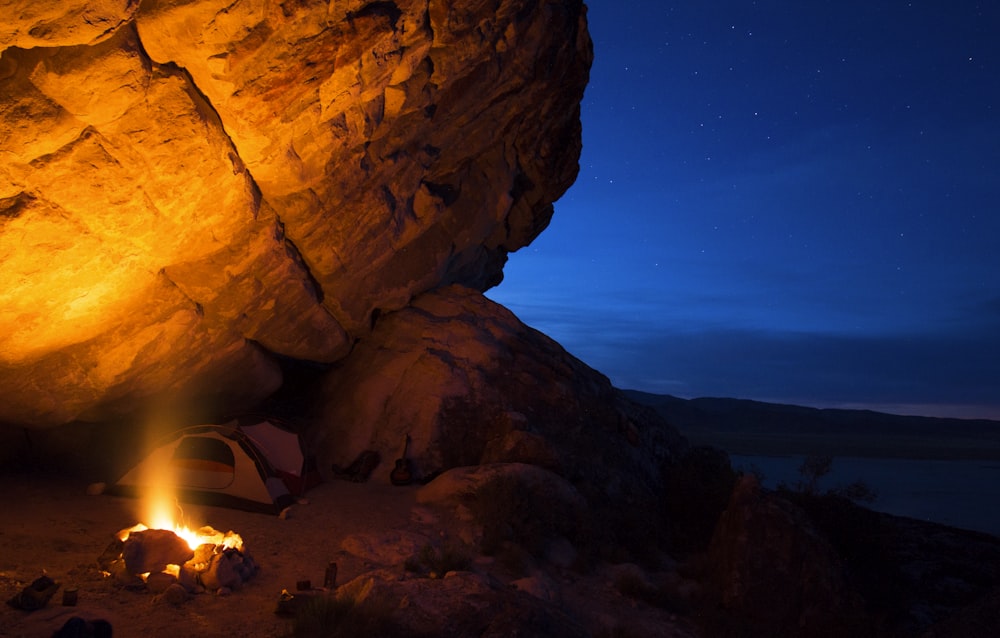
[0,0,591,425]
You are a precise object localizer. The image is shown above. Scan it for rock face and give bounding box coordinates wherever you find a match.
[0,0,591,426]
[336,568,592,637]
[704,475,867,637]
[314,285,687,544]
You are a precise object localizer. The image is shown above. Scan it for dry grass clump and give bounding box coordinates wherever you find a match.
[469,473,581,561]
[292,593,401,638]
[404,542,472,578]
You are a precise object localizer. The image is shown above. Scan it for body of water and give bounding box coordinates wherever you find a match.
[730,455,1000,537]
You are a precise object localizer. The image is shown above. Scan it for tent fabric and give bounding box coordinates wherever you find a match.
[232,415,322,495]
[109,419,314,515]
[240,422,300,475]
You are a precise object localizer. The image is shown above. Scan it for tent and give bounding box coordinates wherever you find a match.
[109,418,319,515]
[236,416,320,496]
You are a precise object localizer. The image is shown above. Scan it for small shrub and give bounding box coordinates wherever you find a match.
[795,454,833,494]
[469,473,578,560]
[830,479,878,504]
[614,571,685,613]
[594,625,649,638]
[405,542,471,577]
[780,455,878,505]
[292,594,398,638]
[615,572,656,602]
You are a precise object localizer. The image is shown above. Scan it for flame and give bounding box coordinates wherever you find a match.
[115,418,244,555]
[118,522,243,552]
[118,459,243,552]
[145,479,181,535]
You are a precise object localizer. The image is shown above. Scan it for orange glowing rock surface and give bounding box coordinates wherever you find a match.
[0,0,591,427]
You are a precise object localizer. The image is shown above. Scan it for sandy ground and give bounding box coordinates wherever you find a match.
[0,472,700,638]
[0,474,420,638]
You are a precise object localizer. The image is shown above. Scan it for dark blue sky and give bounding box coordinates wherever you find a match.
[487,1,1000,419]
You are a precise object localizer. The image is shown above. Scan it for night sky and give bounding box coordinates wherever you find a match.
[487,1,1000,420]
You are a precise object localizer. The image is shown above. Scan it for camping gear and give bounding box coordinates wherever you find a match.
[7,575,60,611]
[109,418,318,515]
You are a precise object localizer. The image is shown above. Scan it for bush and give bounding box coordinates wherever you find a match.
[468,473,582,562]
[614,571,684,612]
[404,543,471,578]
[292,594,399,638]
[830,480,878,504]
[779,455,878,505]
[795,454,833,494]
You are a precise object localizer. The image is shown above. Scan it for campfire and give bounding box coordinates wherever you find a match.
[98,485,258,596]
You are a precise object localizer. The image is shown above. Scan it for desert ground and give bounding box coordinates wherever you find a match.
[0,472,693,638]
[5,423,999,637]
[0,475,420,637]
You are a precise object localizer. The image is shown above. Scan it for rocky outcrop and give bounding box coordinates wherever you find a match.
[315,285,684,483]
[700,477,1000,637]
[785,491,1000,637]
[335,568,591,637]
[704,475,868,637]
[0,0,591,426]
[314,284,688,556]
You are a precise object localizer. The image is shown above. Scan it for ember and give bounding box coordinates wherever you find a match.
[99,523,257,595]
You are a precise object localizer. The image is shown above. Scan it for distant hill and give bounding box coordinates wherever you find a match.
[624,390,1000,460]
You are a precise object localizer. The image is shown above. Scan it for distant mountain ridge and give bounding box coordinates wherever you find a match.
[625,390,1000,460]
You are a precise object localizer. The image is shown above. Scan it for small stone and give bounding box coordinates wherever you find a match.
[511,573,561,603]
[146,571,177,594]
[109,559,141,587]
[177,563,200,592]
[160,583,189,605]
[545,537,577,570]
[201,549,246,591]
[86,482,106,496]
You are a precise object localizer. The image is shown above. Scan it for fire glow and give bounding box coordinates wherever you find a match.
[118,522,243,554]
[99,464,257,593]
[119,466,244,553]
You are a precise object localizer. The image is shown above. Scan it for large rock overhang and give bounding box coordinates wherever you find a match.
[0,0,592,427]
